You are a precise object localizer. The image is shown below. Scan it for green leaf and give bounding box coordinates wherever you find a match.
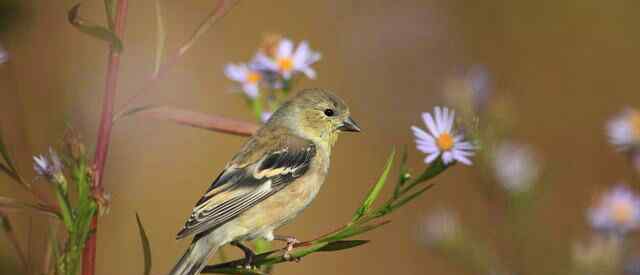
[136,213,153,275]
[317,240,369,252]
[153,0,166,77]
[352,150,395,221]
[68,3,123,52]
[318,220,391,243]
[103,0,116,30]
[54,184,74,231]
[393,146,409,198]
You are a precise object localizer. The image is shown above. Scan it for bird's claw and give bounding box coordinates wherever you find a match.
[236,263,257,270]
[282,237,301,262]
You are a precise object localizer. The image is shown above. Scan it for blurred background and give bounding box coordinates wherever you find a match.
[2,0,640,274]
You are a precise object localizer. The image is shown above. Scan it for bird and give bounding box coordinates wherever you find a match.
[170,88,361,275]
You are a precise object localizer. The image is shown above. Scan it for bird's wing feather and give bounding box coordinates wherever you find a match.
[176,135,316,239]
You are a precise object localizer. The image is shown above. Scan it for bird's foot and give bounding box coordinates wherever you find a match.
[276,236,301,262]
[231,241,257,269]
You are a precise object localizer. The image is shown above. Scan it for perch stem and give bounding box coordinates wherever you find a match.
[81,1,129,275]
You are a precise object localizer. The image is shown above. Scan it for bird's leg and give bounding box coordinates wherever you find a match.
[274,235,301,262]
[231,241,256,269]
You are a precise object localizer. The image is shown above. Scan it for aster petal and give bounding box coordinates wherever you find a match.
[455,141,475,150]
[241,83,259,98]
[421,112,439,136]
[454,154,473,165]
[253,53,278,71]
[292,41,311,67]
[412,126,435,143]
[224,64,247,82]
[434,107,444,133]
[277,39,294,58]
[425,152,440,164]
[445,109,455,133]
[441,151,453,164]
[300,67,317,79]
[418,144,439,154]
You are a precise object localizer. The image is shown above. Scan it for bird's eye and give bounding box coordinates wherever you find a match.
[324,109,335,117]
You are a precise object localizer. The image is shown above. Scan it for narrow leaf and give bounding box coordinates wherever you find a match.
[390,184,434,211]
[0,129,17,174]
[317,240,369,252]
[153,0,166,77]
[68,3,123,52]
[352,150,395,221]
[0,196,57,217]
[103,0,116,30]
[318,220,391,243]
[136,213,152,275]
[178,0,238,56]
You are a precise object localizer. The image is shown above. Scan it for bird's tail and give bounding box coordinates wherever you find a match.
[169,237,219,275]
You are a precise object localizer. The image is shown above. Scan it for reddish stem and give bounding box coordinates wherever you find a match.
[81,1,129,275]
[140,106,258,137]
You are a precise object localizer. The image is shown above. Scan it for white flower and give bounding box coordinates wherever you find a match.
[411,106,474,165]
[260,112,273,123]
[224,63,262,99]
[607,108,640,151]
[254,38,321,80]
[589,184,640,236]
[493,142,539,193]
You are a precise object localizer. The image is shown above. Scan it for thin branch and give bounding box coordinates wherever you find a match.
[0,196,58,217]
[0,210,28,270]
[138,106,258,137]
[114,0,239,116]
[82,0,129,274]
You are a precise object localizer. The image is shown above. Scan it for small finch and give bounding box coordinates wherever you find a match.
[170,89,360,275]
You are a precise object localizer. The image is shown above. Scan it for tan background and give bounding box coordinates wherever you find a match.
[1,0,640,274]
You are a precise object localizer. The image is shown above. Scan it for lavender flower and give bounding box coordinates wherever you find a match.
[607,108,640,152]
[254,38,321,80]
[411,107,474,165]
[224,63,262,99]
[33,148,63,180]
[589,185,640,236]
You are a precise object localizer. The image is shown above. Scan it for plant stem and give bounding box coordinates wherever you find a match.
[139,106,258,137]
[81,1,129,275]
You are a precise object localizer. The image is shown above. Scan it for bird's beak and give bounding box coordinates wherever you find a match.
[339,116,361,132]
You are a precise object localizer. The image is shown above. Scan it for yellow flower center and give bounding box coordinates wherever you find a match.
[246,71,261,84]
[630,111,640,139]
[436,133,454,151]
[277,57,293,72]
[611,200,634,225]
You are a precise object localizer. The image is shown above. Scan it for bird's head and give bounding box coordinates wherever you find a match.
[268,88,360,146]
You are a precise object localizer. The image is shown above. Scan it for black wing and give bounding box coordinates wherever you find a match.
[176,143,316,239]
